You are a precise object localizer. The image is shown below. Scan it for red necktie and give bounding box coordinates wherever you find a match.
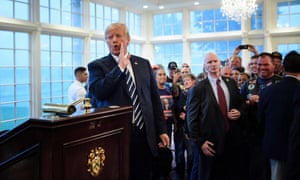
[216,79,229,132]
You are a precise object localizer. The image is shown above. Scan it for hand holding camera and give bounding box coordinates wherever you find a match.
[234,44,259,56]
[239,44,249,50]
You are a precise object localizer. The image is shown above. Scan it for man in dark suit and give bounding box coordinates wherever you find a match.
[186,52,244,180]
[288,86,300,180]
[87,22,169,180]
[258,50,300,180]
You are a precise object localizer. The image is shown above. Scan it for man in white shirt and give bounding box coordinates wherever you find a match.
[68,66,88,115]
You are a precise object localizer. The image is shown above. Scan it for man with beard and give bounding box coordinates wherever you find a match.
[240,52,281,180]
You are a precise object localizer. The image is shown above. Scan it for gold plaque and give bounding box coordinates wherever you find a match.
[87,147,105,177]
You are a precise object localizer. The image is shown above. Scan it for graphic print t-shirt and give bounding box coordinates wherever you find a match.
[158,88,174,120]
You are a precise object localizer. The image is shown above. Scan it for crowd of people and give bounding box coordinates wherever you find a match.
[68,22,300,180]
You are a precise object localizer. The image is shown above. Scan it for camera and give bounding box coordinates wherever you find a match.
[239,45,249,50]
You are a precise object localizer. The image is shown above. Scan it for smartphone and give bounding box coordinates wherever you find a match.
[239,45,249,50]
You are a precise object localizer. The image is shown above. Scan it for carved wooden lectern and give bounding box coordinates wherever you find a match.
[0,106,132,180]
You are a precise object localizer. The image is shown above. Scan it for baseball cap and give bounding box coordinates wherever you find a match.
[272,51,283,61]
[168,61,178,70]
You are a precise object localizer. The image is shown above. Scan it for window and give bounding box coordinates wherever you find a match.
[126,11,141,36]
[255,45,264,54]
[278,43,300,57]
[40,35,83,106]
[190,40,241,75]
[277,0,300,27]
[153,12,182,36]
[0,0,30,20]
[153,43,183,68]
[40,0,82,27]
[0,31,30,131]
[251,3,263,30]
[190,8,241,33]
[90,39,108,61]
[90,2,120,31]
[128,43,142,56]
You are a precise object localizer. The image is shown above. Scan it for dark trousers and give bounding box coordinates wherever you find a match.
[198,151,225,180]
[197,133,246,180]
[174,126,187,179]
[244,144,270,180]
[190,139,200,180]
[130,125,153,180]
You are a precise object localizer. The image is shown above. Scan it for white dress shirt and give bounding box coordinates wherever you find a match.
[207,75,230,111]
[68,80,87,114]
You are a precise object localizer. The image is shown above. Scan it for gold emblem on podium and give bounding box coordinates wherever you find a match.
[87,147,105,177]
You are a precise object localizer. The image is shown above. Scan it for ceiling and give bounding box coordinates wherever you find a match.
[100,0,221,12]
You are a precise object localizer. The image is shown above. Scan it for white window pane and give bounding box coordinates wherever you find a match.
[50,9,61,24]
[51,52,62,66]
[0,0,13,18]
[90,3,95,17]
[290,1,300,14]
[277,15,289,27]
[62,11,71,26]
[63,67,73,81]
[62,52,72,65]
[16,50,29,66]
[277,2,289,15]
[0,31,14,49]
[0,68,14,84]
[50,0,60,9]
[216,21,227,32]
[40,7,50,23]
[40,0,49,7]
[41,67,51,81]
[15,33,29,49]
[51,36,61,51]
[1,50,14,66]
[16,102,30,119]
[0,104,15,121]
[15,2,29,20]
[72,13,82,27]
[51,67,62,81]
[41,51,50,66]
[62,0,71,11]
[290,14,300,27]
[51,82,62,96]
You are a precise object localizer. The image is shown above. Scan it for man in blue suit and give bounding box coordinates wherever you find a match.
[258,50,300,180]
[186,52,244,179]
[88,22,170,180]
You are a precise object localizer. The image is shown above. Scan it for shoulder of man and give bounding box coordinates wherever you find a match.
[130,54,148,61]
[88,54,111,66]
[272,74,282,83]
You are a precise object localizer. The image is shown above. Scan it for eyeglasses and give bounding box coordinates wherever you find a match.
[182,65,189,68]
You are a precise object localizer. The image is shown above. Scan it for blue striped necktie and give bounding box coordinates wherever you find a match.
[125,68,144,129]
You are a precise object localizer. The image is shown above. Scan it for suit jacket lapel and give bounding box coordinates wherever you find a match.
[203,78,219,107]
[130,56,141,90]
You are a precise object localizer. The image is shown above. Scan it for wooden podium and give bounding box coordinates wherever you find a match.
[0,106,132,180]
